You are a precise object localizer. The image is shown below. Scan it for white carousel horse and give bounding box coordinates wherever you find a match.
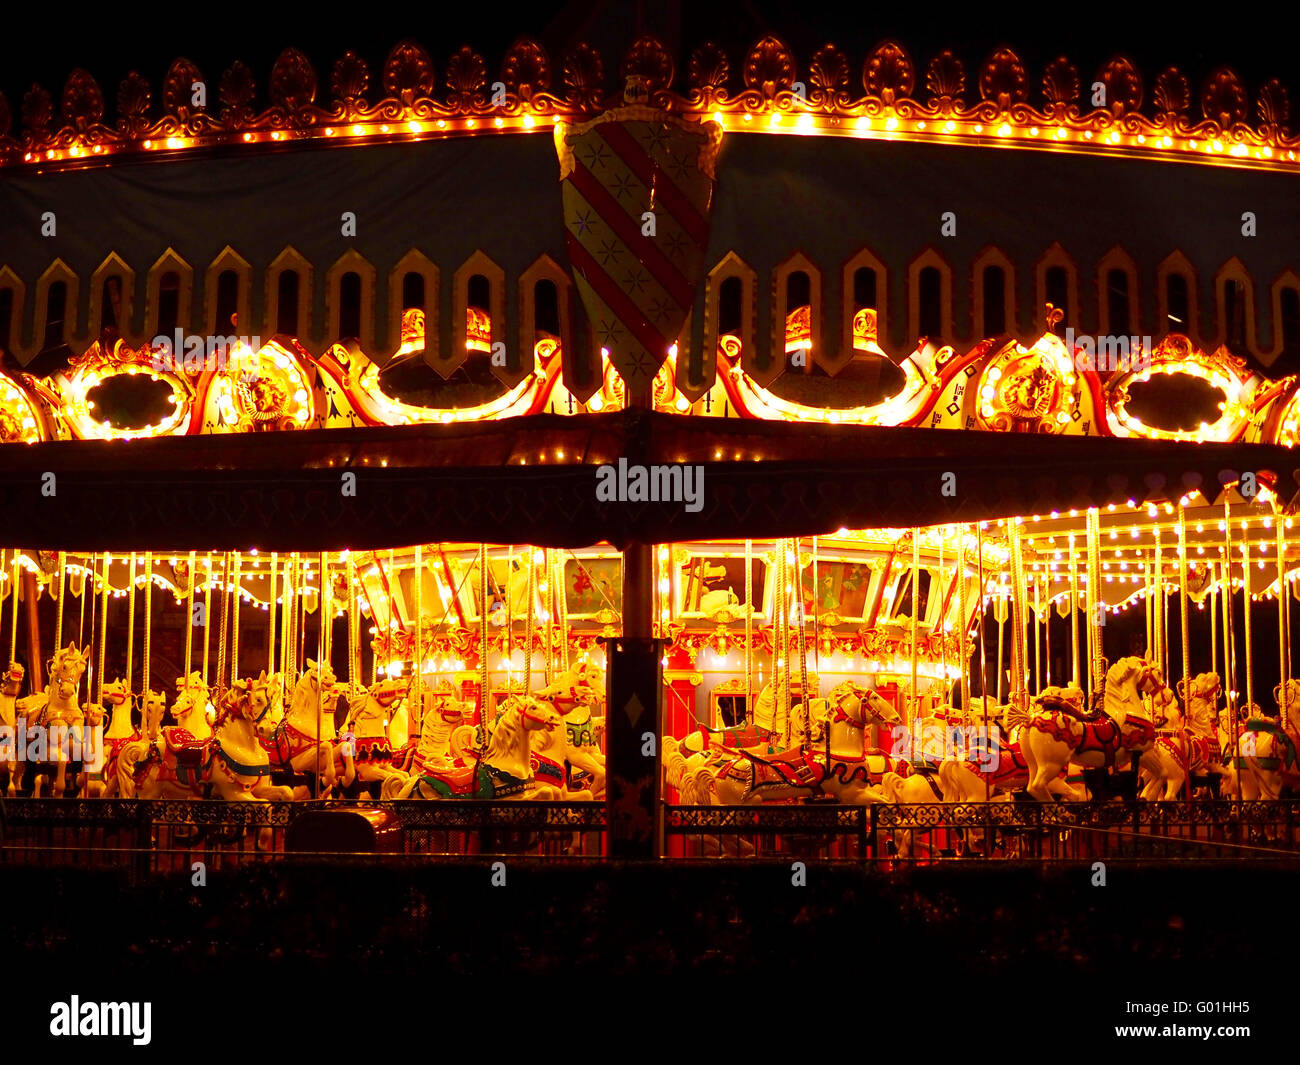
[1138,672,1224,801]
[172,673,213,741]
[15,643,90,798]
[87,685,164,798]
[261,660,340,797]
[113,685,168,798]
[0,662,23,794]
[393,689,472,777]
[117,672,294,804]
[1224,679,1300,800]
[529,698,595,801]
[389,695,562,800]
[335,676,411,797]
[687,681,902,805]
[537,663,607,795]
[1021,657,1165,802]
[665,683,829,803]
[929,686,1089,804]
[86,678,135,798]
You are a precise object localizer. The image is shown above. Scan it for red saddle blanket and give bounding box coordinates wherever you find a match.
[1030,711,1154,766]
[162,727,208,767]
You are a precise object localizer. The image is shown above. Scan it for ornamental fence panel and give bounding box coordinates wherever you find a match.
[665,801,1300,863]
[0,799,606,878]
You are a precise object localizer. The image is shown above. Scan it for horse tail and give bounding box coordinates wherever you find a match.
[115,742,139,799]
[681,763,717,805]
[380,774,408,801]
[937,760,966,803]
[878,772,905,803]
[449,725,477,761]
[663,739,692,791]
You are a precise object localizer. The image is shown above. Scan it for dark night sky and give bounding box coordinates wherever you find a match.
[3,1,1296,116]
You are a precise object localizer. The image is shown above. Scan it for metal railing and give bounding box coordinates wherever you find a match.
[665,800,1300,863]
[0,799,606,877]
[5,798,1299,872]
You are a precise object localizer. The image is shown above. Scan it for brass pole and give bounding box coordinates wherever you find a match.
[202,553,213,684]
[1068,533,1080,689]
[96,555,108,705]
[184,550,196,681]
[268,551,278,681]
[53,551,66,652]
[910,529,920,722]
[125,554,137,694]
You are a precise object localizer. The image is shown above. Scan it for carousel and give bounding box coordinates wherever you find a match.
[2,31,1300,864]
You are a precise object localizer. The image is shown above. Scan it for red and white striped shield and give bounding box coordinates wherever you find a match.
[557,107,721,389]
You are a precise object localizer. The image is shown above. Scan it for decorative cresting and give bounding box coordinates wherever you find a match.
[3,37,1293,173]
[0,368,47,442]
[555,77,721,389]
[2,322,1298,446]
[57,339,195,441]
[1106,334,1256,443]
[706,325,1270,442]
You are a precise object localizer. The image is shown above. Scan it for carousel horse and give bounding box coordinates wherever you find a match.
[665,681,820,803]
[117,672,293,804]
[1138,672,1224,801]
[537,663,607,795]
[389,695,563,800]
[1021,657,1165,803]
[89,685,163,798]
[334,676,411,797]
[529,697,595,800]
[172,673,214,740]
[932,686,1089,804]
[0,662,23,794]
[689,681,902,805]
[88,678,135,798]
[15,643,90,798]
[393,689,472,777]
[261,660,340,797]
[1230,679,1300,800]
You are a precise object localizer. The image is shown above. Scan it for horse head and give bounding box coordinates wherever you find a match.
[46,642,88,702]
[220,672,278,738]
[173,672,212,719]
[100,678,130,706]
[140,688,167,732]
[848,684,901,730]
[345,676,407,733]
[422,690,468,726]
[537,662,603,712]
[303,658,338,693]
[1,661,24,698]
[1174,672,1220,733]
[1104,657,1165,724]
[1274,678,1300,725]
[514,697,563,736]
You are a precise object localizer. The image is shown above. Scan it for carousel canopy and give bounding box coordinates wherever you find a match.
[1,409,1296,550]
[1,35,1298,395]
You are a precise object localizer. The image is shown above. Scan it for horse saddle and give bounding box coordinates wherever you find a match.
[691,723,771,753]
[745,746,826,791]
[162,727,208,768]
[1037,694,1103,722]
[530,752,566,787]
[424,761,474,790]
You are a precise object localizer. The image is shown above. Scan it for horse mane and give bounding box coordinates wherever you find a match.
[486,703,528,759]
[1103,657,1150,721]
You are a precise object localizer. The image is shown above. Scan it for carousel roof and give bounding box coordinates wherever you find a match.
[1,35,1298,388]
[2,409,1296,551]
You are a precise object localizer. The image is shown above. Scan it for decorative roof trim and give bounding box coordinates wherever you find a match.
[1,36,1295,175]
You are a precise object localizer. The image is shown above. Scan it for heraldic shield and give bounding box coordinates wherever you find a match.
[557,106,722,389]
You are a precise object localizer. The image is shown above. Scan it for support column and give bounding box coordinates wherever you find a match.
[607,540,663,858]
[23,571,42,691]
